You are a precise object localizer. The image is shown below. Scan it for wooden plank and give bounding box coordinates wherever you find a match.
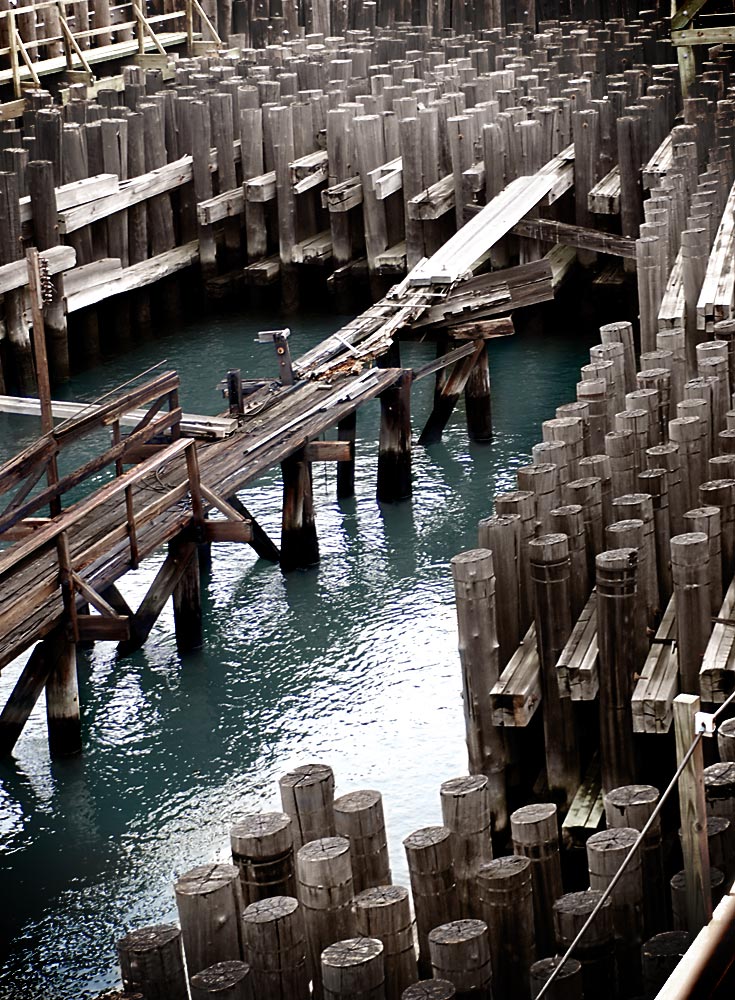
[321,176,363,213]
[18,173,120,223]
[511,219,637,258]
[0,245,76,295]
[561,755,604,850]
[409,173,558,285]
[632,595,679,733]
[700,575,735,703]
[546,244,577,290]
[588,165,621,215]
[203,521,253,543]
[62,258,123,297]
[643,134,673,191]
[197,187,244,226]
[302,441,351,462]
[76,615,130,641]
[557,591,598,702]
[370,157,403,200]
[407,174,455,221]
[58,158,193,233]
[245,170,277,204]
[291,150,329,194]
[65,242,200,312]
[490,622,541,727]
[697,178,735,333]
[673,26,735,45]
[291,231,332,265]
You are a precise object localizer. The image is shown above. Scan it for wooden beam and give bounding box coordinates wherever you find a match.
[76,615,130,641]
[225,494,280,562]
[418,342,484,445]
[511,219,637,258]
[0,639,54,755]
[203,521,253,543]
[672,26,735,45]
[303,441,352,462]
[671,0,709,30]
[117,541,198,656]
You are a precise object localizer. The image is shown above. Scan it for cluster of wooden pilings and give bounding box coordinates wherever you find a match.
[0,7,688,396]
[112,755,735,1000]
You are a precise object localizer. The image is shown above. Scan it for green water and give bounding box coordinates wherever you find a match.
[0,293,601,997]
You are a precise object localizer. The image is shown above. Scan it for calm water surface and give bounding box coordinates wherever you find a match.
[0,296,599,997]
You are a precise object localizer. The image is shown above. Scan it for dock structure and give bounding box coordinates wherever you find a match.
[2,1,735,997]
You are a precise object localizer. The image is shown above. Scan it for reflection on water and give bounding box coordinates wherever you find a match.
[0,297,598,997]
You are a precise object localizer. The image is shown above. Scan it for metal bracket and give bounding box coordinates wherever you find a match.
[257,328,295,386]
[695,711,716,736]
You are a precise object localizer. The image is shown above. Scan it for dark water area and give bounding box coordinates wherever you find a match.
[0,285,612,998]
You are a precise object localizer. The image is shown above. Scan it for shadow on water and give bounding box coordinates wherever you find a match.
[0,283,629,997]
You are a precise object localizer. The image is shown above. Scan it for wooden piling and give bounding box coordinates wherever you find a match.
[717,718,735,762]
[477,514,521,668]
[428,920,492,999]
[169,535,202,654]
[596,549,638,792]
[611,493,659,628]
[189,961,254,1000]
[377,373,412,503]
[671,533,710,695]
[549,505,589,619]
[321,937,385,999]
[241,896,309,1000]
[586,827,644,991]
[563,478,604,579]
[494,491,535,631]
[118,924,188,1000]
[403,825,459,976]
[553,891,616,1000]
[603,784,666,936]
[230,812,295,904]
[476,856,534,1000]
[279,763,335,851]
[529,534,580,808]
[333,789,391,894]
[642,931,692,998]
[683,506,723,616]
[699,478,735,588]
[510,803,562,959]
[450,549,507,829]
[401,982,455,999]
[530,958,583,1000]
[281,450,320,571]
[703,761,735,822]
[174,864,245,977]
[353,886,417,1000]
[296,837,354,999]
[44,629,82,757]
[439,774,492,918]
[647,444,685,538]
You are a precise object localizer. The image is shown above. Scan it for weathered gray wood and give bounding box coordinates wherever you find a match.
[477,856,534,1000]
[403,826,459,976]
[596,549,638,792]
[477,514,521,669]
[230,812,295,905]
[241,896,308,1000]
[429,920,491,998]
[671,533,711,694]
[440,775,492,917]
[45,629,81,757]
[554,891,615,1000]
[118,924,188,1000]
[189,961,254,1000]
[530,957,583,1000]
[296,837,354,1000]
[450,549,507,828]
[174,864,244,977]
[321,937,385,1000]
[511,803,562,958]
[279,763,335,851]
[642,931,692,999]
[353,886,417,1000]
[334,789,391,895]
[529,534,579,807]
[586,827,644,991]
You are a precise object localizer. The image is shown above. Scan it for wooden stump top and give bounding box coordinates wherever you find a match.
[231,812,293,853]
[118,923,180,952]
[321,937,384,968]
[477,855,531,885]
[279,762,334,789]
[334,788,382,814]
[428,919,487,946]
[175,863,240,897]
[189,961,251,990]
[402,981,456,999]
[403,825,452,852]
[242,895,299,925]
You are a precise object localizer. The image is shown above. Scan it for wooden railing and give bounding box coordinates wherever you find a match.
[0,435,197,643]
[0,369,182,543]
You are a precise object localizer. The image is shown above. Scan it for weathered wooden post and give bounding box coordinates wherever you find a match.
[377,373,413,503]
[334,789,391,894]
[477,856,534,1000]
[477,514,521,668]
[242,896,309,1000]
[403,826,459,975]
[511,803,562,958]
[118,925,189,1000]
[429,920,492,998]
[604,785,667,936]
[642,932,692,998]
[553,891,616,1000]
[639,468,673,605]
[440,775,492,917]
[549,505,590,618]
[279,763,335,851]
[321,938,385,999]
[189,961,254,1000]
[683,506,723,615]
[564,478,604,579]
[230,812,295,904]
[494,491,535,631]
[353,886,418,1000]
[530,958,583,1000]
[586,827,644,991]
[450,549,507,830]
[281,450,319,571]
[174,864,244,977]
[596,549,638,791]
[296,837,354,999]
[168,534,202,655]
[611,494,659,628]
[529,535,580,807]
[671,533,710,694]
[647,443,685,537]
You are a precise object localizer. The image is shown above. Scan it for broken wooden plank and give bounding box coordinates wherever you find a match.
[589,165,621,214]
[632,595,679,733]
[561,754,605,850]
[557,591,599,701]
[511,219,637,258]
[697,177,735,333]
[197,186,245,226]
[701,575,735,704]
[291,150,329,194]
[321,175,363,212]
[490,622,541,727]
[291,231,332,264]
[245,170,277,204]
[0,245,76,295]
[643,133,673,190]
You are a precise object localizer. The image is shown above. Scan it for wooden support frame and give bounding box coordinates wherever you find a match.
[418,341,484,446]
